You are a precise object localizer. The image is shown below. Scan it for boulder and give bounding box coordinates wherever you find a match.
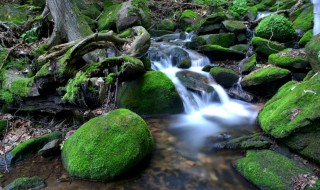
[177,59,191,69]
[197,12,227,35]
[179,10,200,30]
[200,33,236,48]
[293,4,314,32]
[116,71,184,115]
[199,45,246,61]
[258,72,320,139]
[4,176,45,190]
[185,36,206,50]
[305,34,320,72]
[241,54,257,74]
[268,49,310,72]
[156,19,175,31]
[236,150,313,190]
[176,70,214,93]
[230,44,249,53]
[252,37,286,57]
[298,29,313,47]
[210,67,239,88]
[222,20,247,34]
[241,67,291,97]
[255,14,296,42]
[61,109,154,181]
[169,47,190,66]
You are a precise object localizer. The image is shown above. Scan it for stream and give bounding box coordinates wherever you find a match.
[2,33,260,189]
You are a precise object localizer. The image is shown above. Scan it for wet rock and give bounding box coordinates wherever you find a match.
[177,59,191,69]
[38,139,61,157]
[252,37,286,57]
[236,33,247,43]
[198,23,223,35]
[305,34,320,72]
[227,88,255,102]
[293,4,314,32]
[1,131,62,166]
[241,54,257,74]
[241,66,291,97]
[298,29,313,47]
[176,70,214,93]
[213,133,272,149]
[236,150,314,190]
[210,67,239,88]
[202,65,214,72]
[222,20,246,34]
[61,109,154,181]
[116,71,184,115]
[149,30,174,37]
[230,44,249,53]
[200,33,236,48]
[199,45,246,61]
[154,33,181,42]
[185,37,206,50]
[268,49,310,72]
[4,176,45,190]
[168,47,190,66]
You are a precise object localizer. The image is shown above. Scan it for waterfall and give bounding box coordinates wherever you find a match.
[312,0,320,35]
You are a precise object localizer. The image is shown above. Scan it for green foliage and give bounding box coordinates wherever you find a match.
[20,25,41,44]
[193,0,227,6]
[0,90,14,104]
[30,44,48,57]
[229,0,248,17]
[255,14,296,42]
[62,72,87,103]
[299,30,313,47]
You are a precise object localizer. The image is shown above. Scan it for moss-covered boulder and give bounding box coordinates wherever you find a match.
[299,29,313,47]
[179,10,200,31]
[185,36,206,50]
[255,14,296,42]
[268,49,310,71]
[236,150,313,190]
[241,54,257,74]
[305,34,320,72]
[98,3,122,31]
[169,47,190,66]
[177,59,191,69]
[210,67,239,88]
[156,19,175,31]
[199,45,246,61]
[230,44,249,53]
[252,37,286,57]
[4,176,45,190]
[293,4,314,32]
[2,131,62,166]
[241,67,291,97]
[222,20,247,34]
[258,72,320,139]
[200,33,236,48]
[61,109,154,181]
[197,12,226,35]
[116,71,184,115]
[176,70,214,93]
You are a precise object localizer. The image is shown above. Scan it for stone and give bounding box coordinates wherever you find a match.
[293,4,314,32]
[210,67,239,88]
[200,33,236,48]
[4,176,45,190]
[241,54,257,74]
[199,45,246,61]
[116,71,184,115]
[241,67,291,97]
[176,70,214,93]
[252,37,286,57]
[157,19,175,31]
[61,109,154,181]
[222,20,247,34]
[177,59,191,69]
[305,34,320,72]
[298,29,313,47]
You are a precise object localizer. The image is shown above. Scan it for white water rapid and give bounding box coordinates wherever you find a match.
[148,33,260,154]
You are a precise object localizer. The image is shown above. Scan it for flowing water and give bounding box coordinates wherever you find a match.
[1,33,260,189]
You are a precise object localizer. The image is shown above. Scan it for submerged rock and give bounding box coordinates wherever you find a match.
[241,67,291,97]
[176,70,214,93]
[117,71,184,115]
[252,37,286,57]
[305,34,320,72]
[4,176,45,190]
[236,150,314,190]
[210,67,239,88]
[61,109,154,181]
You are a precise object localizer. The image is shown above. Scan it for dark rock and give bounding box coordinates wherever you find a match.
[156,19,175,31]
[200,33,236,48]
[236,33,247,43]
[305,34,320,72]
[252,37,286,57]
[4,176,45,190]
[227,88,255,102]
[169,47,190,66]
[38,139,61,157]
[149,30,174,37]
[0,120,8,136]
[241,54,257,74]
[176,70,215,93]
[230,44,250,53]
[210,67,239,88]
[199,45,246,61]
[202,65,214,72]
[198,23,223,35]
[185,36,206,50]
[222,20,247,34]
[177,59,191,69]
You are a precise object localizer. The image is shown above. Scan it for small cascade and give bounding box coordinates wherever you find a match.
[256,12,272,19]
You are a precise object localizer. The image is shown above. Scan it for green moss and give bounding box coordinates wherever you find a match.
[62,72,87,103]
[222,20,246,34]
[242,54,257,74]
[141,56,151,70]
[4,176,45,190]
[98,3,122,31]
[106,73,115,85]
[268,49,309,70]
[0,4,28,25]
[258,72,320,138]
[8,77,33,98]
[0,90,14,104]
[0,120,7,136]
[201,33,235,48]
[30,44,48,57]
[61,109,154,181]
[241,67,290,87]
[218,133,271,149]
[210,67,239,88]
[255,14,296,42]
[117,71,184,115]
[35,64,50,78]
[177,59,191,69]
[293,5,314,32]
[236,150,313,190]
[180,10,199,20]
[252,37,286,57]
[230,44,249,53]
[157,19,175,31]
[299,29,313,47]
[201,45,241,53]
[9,131,62,164]
[305,34,320,72]
[117,28,132,38]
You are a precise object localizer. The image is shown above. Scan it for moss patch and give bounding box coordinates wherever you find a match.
[98,3,122,31]
[216,133,272,149]
[201,33,235,48]
[299,29,313,47]
[222,20,246,34]
[236,150,313,190]
[210,67,239,88]
[268,49,309,71]
[242,54,257,74]
[4,176,45,190]
[116,71,184,115]
[305,34,320,72]
[252,37,286,57]
[61,109,154,181]
[293,5,314,32]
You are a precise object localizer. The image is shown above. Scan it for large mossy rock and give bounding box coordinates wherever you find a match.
[268,49,310,71]
[210,67,239,88]
[222,20,246,34]
[4,176,45,190]
[241,67,291,97]
[179,10,200,31]
[293,4,314,32]
[241,54,257,74]
[62,109,154,181]
[156,19,175,31]
[116,71,184,115]
[252,37,286,57]
[255,14,296,42]
[305,34,320,72]
[200,33,236,48]
[258,72,320,139]
[299,29,313,47]
[236,150,313,190]
[198,12,226,35]
[199,45,246,61]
